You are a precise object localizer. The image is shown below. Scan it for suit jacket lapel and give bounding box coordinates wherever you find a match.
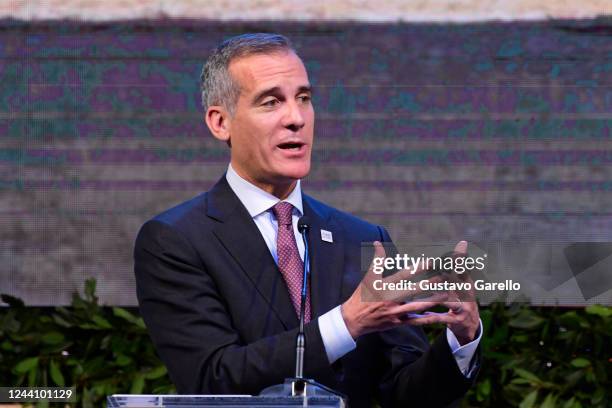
[303,196,345,318]
[207,176,298,329]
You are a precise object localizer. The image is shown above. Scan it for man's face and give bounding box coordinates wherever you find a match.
[226,51,314,192]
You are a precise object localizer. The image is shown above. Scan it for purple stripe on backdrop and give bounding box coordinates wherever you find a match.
[3,179,612,191]
[3,118,610,142]
[9,83,612,114]
[4,148,612,165]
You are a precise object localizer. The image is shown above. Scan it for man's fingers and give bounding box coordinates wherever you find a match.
[362,241,387,288]
[373,240,386,259]
[404,311,456,326]
[366,241,387,278]
[364,240,473,303]
[387,239,469,284]
[441,299,479,314]
[383,293,449,316]
[375,274,444,303]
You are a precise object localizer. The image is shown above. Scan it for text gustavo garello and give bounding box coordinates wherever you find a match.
[372,278,521,292]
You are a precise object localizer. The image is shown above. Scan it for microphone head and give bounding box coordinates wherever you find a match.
[297,216,311,233]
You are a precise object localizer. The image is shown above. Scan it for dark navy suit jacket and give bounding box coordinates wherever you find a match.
[134,176,477,407]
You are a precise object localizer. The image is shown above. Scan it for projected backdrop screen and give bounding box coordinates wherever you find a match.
[1,20,610,305]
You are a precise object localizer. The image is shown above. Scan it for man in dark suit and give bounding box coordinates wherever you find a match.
[134,33,482,407]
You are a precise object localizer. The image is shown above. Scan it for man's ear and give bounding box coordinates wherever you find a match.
[204,106,231,143]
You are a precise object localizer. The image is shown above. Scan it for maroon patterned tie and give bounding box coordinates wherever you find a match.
[272,202,311,322]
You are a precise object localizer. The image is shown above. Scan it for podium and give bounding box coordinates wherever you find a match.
[107,394,345,407]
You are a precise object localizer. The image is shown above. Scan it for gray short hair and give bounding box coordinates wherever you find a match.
[200,33,295,115]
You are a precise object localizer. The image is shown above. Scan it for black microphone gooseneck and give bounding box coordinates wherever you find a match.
[295,216,311,383]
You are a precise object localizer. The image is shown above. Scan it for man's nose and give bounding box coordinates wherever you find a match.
[282,101,305,131]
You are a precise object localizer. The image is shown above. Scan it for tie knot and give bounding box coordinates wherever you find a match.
[272,201,294,226]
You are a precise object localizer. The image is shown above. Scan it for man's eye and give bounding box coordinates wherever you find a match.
[298,94,311,103]
[262,99,279,107]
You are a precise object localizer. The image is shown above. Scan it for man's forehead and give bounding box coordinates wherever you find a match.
[229,51,309,93]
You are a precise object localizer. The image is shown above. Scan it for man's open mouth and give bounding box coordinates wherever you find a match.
[277,142,305,150]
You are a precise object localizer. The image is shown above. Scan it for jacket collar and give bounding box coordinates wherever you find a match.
[206,176,345,327]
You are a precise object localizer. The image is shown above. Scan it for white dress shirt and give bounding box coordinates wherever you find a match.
[225,164,481,376]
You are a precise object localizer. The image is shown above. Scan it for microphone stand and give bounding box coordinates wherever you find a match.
[259,216,346,406]
[292,219,310,395]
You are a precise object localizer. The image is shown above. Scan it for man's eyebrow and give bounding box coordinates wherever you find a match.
[252,86,281,105]
[297,85,313,95]
[252,85,313,105]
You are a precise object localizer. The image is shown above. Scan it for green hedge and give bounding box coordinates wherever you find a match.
[0,280,174,407]
[1,279,610,407]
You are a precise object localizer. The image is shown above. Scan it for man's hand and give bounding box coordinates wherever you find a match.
[341,241,480,345]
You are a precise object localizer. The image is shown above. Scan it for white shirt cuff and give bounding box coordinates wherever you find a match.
[446,319,483,377]
[318,305,357,364]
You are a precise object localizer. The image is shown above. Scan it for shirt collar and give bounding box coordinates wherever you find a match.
[225,163,303,218]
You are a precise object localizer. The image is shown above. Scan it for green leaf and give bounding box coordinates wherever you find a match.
[540,393,557,408]
[565,370,584,387]
[585,305,612,318]
[82,386,94,408]
[115,354,132,367]
[515,368,541,384]
[113,308,146,328]
[78,323,100,330]
[508,312,545,329]
[563,397,576,408]
[112,307,136,321]
[85,278,97,302]
[144,365,167,380]
[71,293,90,310]
[82,356,105,374]
[69,359,84,377]
[15,357,39,374]
[0,311,21,333]
[36,398,49,408]
[512,334,529,343]
[591,388,604,404]
[92,382,112,400]
[49,359,65,387]
[585,370,596,383]
[130,374,145,394]
[27,364,37,386]
[134,317,146,329]
[51,314,73,328]
[41,332,65,345]
[519,390,538,408]
[510,378,532,385]
[1,340,13,351]
[91,315,112,329]
[570,358,591,368]
[153,384,176,394]
[559,311,581,327]
[476,378,491,402]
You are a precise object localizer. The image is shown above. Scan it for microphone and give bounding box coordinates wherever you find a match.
[294,216,311,385]
[297,216,310,234]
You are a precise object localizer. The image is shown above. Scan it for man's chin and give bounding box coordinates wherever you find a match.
[269,159,310,179]
[278,165,310,181]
